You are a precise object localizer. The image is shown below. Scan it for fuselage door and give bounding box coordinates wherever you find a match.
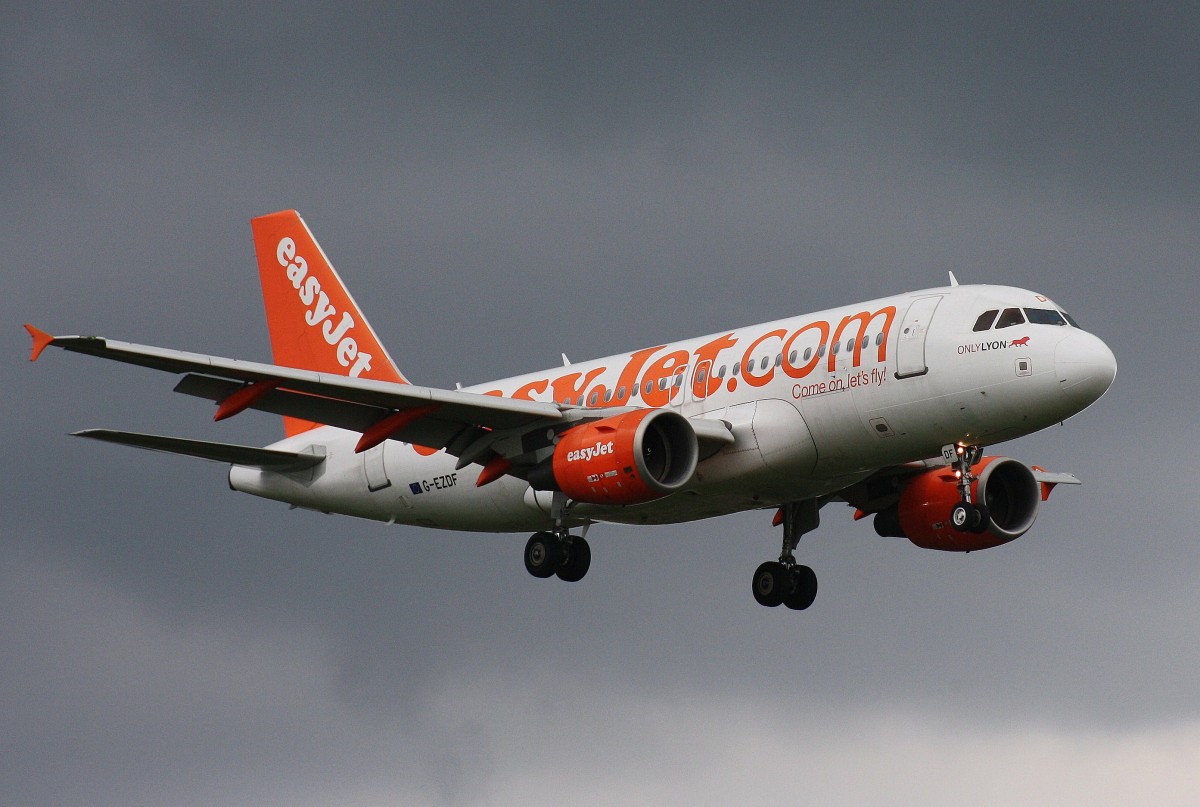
[690,359,713,404]
[894,295,943,379]
[364,442,392,491]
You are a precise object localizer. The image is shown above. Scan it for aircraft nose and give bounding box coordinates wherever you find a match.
[1055,330,1117,410]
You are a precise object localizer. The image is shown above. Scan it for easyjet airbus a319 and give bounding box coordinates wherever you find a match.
[27,211,1117,610]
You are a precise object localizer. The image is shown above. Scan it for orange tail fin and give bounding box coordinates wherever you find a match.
[251,210,406,436]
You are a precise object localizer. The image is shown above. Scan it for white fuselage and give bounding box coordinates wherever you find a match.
[229,283,1116,531]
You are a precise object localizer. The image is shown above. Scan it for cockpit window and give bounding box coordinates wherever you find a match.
[1024,308,1067,326]
[995,307,1026,328]
[1060,310,1081,328]
[973,310,999,332]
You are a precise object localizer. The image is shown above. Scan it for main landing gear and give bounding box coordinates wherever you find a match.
[524,530,591,582]
[947,443,990,534]
[752,500,819,610]
[524,491,591,583]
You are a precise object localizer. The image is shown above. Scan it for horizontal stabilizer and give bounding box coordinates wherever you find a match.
[73,429,326,471]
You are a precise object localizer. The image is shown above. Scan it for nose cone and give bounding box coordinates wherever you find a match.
[1055,331,1117,411]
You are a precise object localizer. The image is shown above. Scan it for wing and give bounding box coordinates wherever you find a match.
[27,327,733,475]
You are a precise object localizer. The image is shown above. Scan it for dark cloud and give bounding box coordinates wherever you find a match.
[3,3,1197,805]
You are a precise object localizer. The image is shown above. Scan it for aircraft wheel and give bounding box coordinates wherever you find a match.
[752,561,793,607]
[970,503,991,533]
[951,501,979,532]
[783,565,818,611]
[524,532,561,578]
[556,536,591,582]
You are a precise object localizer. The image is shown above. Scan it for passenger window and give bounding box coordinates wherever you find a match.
[658,377,668,391]
[644,380,654,395]
[588,392,599,406]
[732,362,741,376]
[995,308,1026,328]
[804,347,813,361]
[874,332,885,346]
[860,335,869,350]
[673,374,684,388]
[617,387,627,400]
[760,356,769,370]
[773,354,782,368]
[604,389,613,403]
[973,310,999,331]
[717,365,726,378]
[832,341,841,355]
[789,349,798,364]
[1025,308,1066,326]
[818,344,826,358]
[696,368,708,384]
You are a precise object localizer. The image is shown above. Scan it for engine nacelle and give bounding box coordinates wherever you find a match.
[540,409,699,506]
[874,456,1042,551]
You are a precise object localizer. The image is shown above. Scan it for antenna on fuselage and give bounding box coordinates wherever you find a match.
[948,271,960,287]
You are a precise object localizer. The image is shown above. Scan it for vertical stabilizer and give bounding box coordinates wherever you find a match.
[251,210,406,436]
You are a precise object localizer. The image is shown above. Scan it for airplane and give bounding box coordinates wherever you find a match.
[25,210,1117,610]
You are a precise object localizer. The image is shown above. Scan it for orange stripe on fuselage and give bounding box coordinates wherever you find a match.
[461,304,899,414]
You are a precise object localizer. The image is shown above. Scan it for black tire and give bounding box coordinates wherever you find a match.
[951,501,975,532]
[970,503,991,533]
[752,561,793,607]
[784,565,818,611]
[524,532,561,578]
[556,536,591,582]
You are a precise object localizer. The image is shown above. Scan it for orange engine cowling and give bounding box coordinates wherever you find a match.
[543,409,699,506]
[874,456,1042,551]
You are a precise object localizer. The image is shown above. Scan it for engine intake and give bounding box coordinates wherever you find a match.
[537,409,699,506]
[874,457,1041,551]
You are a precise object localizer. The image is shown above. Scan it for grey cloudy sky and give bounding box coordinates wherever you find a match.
[4,3,1198,805]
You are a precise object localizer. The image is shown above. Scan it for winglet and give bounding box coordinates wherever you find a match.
[24,324,54,362]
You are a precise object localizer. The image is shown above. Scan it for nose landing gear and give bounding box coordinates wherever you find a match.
[947,443,991,534]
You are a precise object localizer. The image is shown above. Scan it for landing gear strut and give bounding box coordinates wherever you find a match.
[523,492,592,582]
[947,443,990,533]
[753,500,819,610]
